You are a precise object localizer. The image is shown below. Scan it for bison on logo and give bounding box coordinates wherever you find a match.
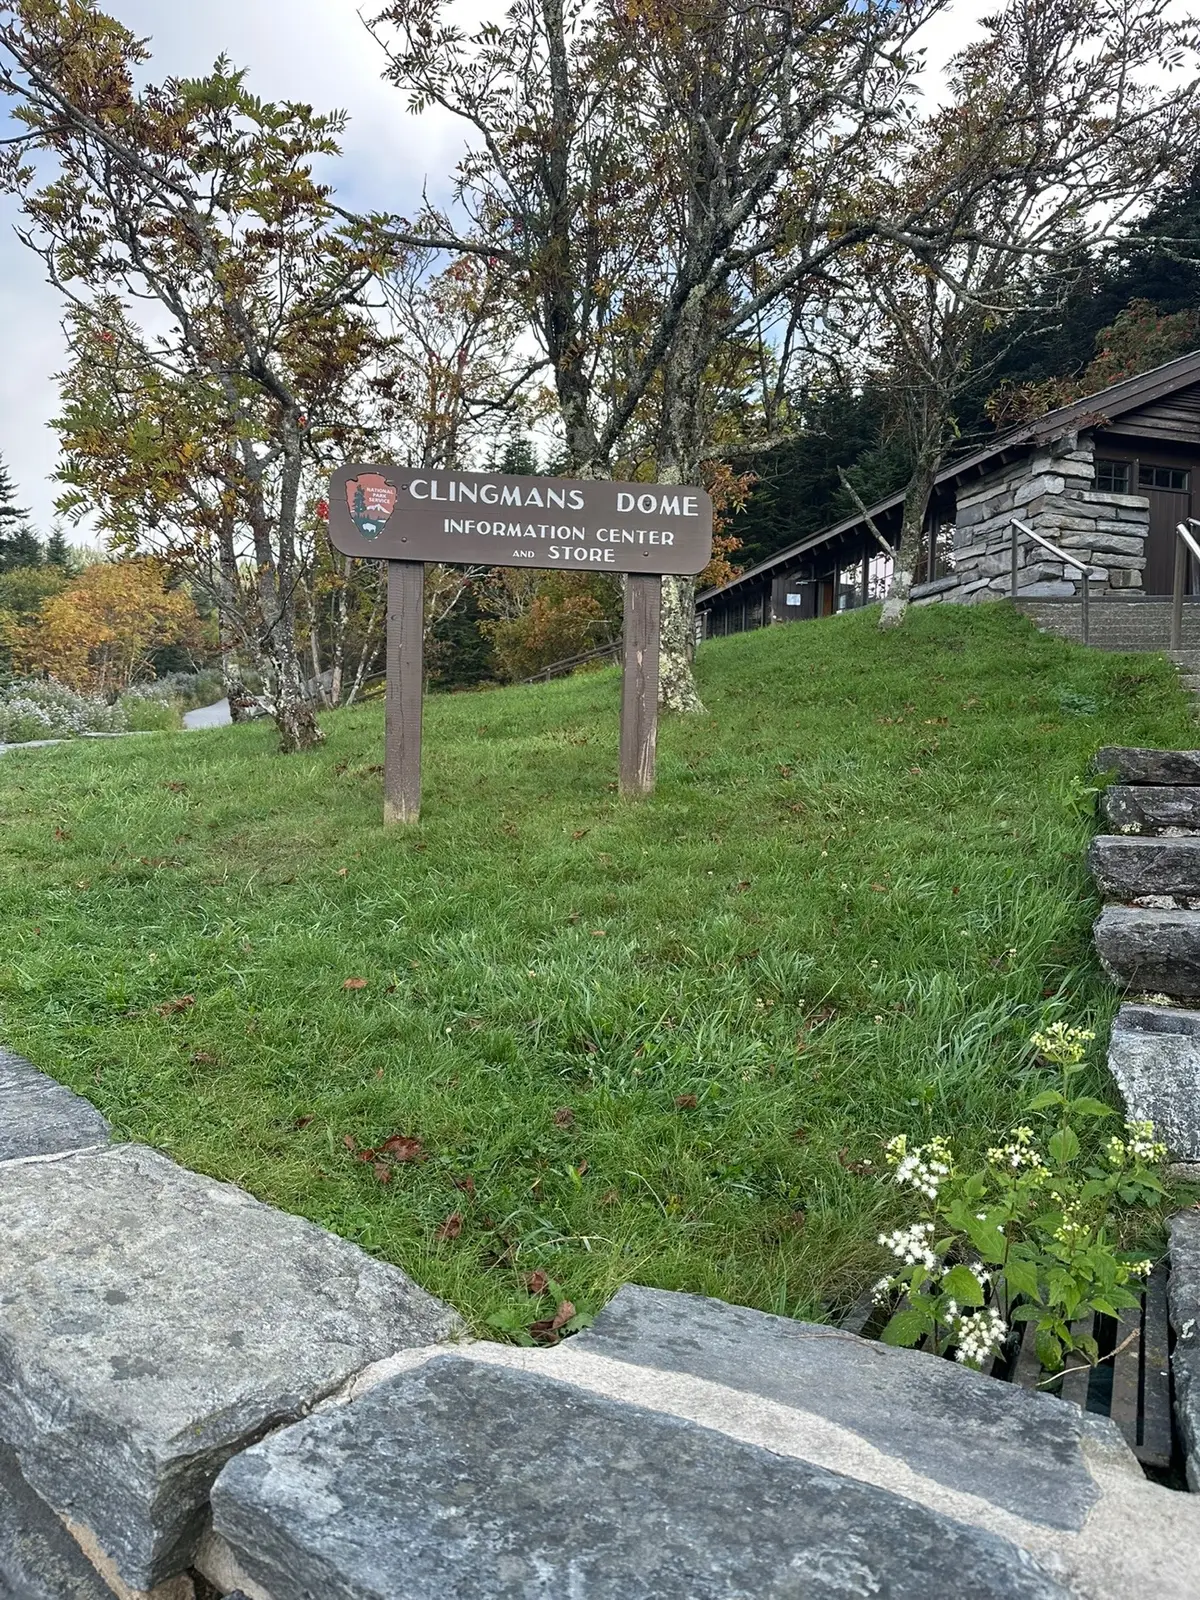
[346,473,397,539]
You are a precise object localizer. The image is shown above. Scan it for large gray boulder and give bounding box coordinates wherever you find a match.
[212,1354,1070,1600]
[1093,747,1200,785]
[1093,905,1200,995]
[1102,784,1200,835]
[1088,835,1200,901]
[0,1048,109,1163]
[1169,1211,1200,1492]
[0,1143,463,1592]
[1107,1004,1200,1158]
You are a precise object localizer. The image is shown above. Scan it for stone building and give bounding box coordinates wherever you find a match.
[697,349,1200,642]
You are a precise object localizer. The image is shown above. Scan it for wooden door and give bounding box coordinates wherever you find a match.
[1139,463,1192,595]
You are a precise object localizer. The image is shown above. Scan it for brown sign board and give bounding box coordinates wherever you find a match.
[327,465,713,576]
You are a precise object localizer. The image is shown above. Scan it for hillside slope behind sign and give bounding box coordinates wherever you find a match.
[328,465,713,575]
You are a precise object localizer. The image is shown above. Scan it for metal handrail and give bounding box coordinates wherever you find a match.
[1169,518,1200,649]
[1011,518,1103,644]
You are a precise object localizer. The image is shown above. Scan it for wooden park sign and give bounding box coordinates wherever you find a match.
[327,465,713,823]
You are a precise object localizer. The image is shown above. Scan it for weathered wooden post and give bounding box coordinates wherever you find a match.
[326,465,711,823]
[619,575,662,797]
[385,560,425,824]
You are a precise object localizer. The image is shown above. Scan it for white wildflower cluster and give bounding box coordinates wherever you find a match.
[1118,822,1143,835]
[0,678,127,743]
[885,1134,952,1200]
[878,1220,940,1271]
[1106,1119,1167,1166]
[951,1307,1007,1367]
[1129,1259,1154,1278]
[1053,1198,1088,1248]
[986,1125,1045,1173]
[1030,1023,1095,1067]
[871,1275,897,1304]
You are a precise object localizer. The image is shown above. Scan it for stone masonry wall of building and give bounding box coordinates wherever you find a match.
[911,430,1152,607]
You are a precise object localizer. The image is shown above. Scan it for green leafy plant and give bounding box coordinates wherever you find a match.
[877,1024,1165,1371]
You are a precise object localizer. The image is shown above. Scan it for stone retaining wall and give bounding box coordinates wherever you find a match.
[5,1046,1200,1600]
[911,430,1151,607]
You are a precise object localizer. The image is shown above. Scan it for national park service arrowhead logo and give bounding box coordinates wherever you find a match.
[346,472,398,539]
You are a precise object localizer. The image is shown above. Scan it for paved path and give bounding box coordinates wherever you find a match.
[182,698,232,729]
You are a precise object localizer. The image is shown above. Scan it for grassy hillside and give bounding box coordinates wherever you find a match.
[0,603,1193,1334]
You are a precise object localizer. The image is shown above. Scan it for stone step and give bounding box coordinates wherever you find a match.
[207,1286,1200,1600]
[0,1143,463,1594]
[0,1047,109,1163]
[1107,1003,1200,1160]
[1088,834,1200,900]
[1093,746,1200,785]
[1102,784,1200,834]
[1169,1212,1200,1492]
[1093,905,1200,995]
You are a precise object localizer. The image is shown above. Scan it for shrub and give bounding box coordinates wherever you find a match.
[0,678,128,742]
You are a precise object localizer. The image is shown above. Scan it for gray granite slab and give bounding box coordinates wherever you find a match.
[1102,784,1200,834]
[212,1355,1069,1600]
[1169,1210,1200,1492]
[0,1048,109,1162]
[1093,905,1200,995]
[0,1143,463,1591]
[1089,834,1200,901]
[0,1444,113,1600]
[1093,747,1200,785]
[1107,1004,1200,1158]
[572,1284,1100,1532]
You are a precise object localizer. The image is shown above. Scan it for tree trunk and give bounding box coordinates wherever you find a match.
[879,447,942,630]
[215,514,254,722]
[659,574,703,713]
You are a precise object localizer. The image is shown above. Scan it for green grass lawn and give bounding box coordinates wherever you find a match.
[0,602,1194,1336]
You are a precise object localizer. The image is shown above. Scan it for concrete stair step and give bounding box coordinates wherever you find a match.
[1102,784,1200,834]
[206,1286,1200,1600]
[1093,904,1200,996]
[1089,834,1200,901]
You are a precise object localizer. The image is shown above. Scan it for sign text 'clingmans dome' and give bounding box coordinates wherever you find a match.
[327,466,713,575]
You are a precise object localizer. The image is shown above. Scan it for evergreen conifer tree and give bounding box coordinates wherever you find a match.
[0,457,40,569]
[45,526,70,569]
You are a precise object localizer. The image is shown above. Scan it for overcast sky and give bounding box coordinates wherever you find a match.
[0,0,990,536]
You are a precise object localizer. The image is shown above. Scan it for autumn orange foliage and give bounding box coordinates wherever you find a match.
[14,558,202,694]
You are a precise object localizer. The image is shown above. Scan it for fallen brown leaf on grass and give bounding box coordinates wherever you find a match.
[526,1269,549,1294]
[453,1174,476,1195]
[342,1134,357,1151]
[382,1134,425,1163]
[530,1300,576,1343]
[553,1106,574,1128]
[374,1163,392,1184]
[342,977,367,990]
[190,1050,219,1066]
[435,1211,463,1243]
[155,995,195,1016]
[674,1094,698,1110]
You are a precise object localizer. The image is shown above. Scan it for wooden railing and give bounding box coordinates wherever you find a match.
[1010,517,1103,645]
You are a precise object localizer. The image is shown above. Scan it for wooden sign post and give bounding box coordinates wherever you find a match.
[619,574,662,798]
[327,467,711,823]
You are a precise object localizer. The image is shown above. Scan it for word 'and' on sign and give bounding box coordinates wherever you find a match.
[326,464,714,823]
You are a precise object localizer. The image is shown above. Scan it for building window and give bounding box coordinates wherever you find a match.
[1094,460,1130,493]
[1139,464,1191,492]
